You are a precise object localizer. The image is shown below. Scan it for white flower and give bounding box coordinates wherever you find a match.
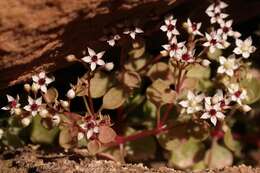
[218,20,240,39]
[206,1,228,12]
[107,34,120,47]
[176,46,195,63]
[201,97,225,126]
[82,47,105,71]
[162,36,185,57]
[1,95,21,115]
[160,15,179,39]
[233,37,256,58]
[217,55,239,77]
[179,91,204,114]
[123,27,143,40]
[67,88,76,99]
[186,18,203,36]
[227,83,247,105]
[203,31,224,53]
[32,72,54,93]
[206,3,228,24]
[24,97,42,116]
[0,129,3,139]
[212,89,230,110]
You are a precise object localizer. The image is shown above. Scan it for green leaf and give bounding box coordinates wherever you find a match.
[187,64,211,79]
[224,128,241,155]
[147,62,171,81]
[102,87,127,110]
[30,115,59,145]
[167,138,204,169]
[241,78,260,104]
[146,79,176,106]
[90,71,110,98]
[124,56,148,71]
[129,40,146,59]
[204,142,233,169]
[59,128,73,149]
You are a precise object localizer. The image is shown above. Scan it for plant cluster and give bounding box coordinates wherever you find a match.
[0,0,259,170]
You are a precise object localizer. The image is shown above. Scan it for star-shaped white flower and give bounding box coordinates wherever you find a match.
[206,3,228,24]
[176,46,195,63]
[201,97,225,126]
[186,18,203,36]
[217,20,234,38]
[1,95,21,115]
[32,72,54,93]
[179,91,205,114]
[206,1,228,13]
[227,83,247,105]
[24,97,42,116]
[82,48,105,71]
[203,31,224,53]
[107,34,121,47]
[123,27,143,40]
[212,89,230,110]
[160,15,179,39]
[217,55,239,77]
[233,37,256,58]
[162,36,185,58]
[80,120,99,140]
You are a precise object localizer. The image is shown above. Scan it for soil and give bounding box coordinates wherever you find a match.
[0,147,259,173]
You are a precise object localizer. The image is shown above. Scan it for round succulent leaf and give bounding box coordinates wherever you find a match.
[31,115,59,145]
[102,86,127,110]
[124,56,148,71]
[90,71,110,98]
[167,138,204,169]
[87,140,101,155]
[223,128,241,155]
[43,87,58,103]
[128,40,146,59]
[59,128,73,149]
[147,62,171,81]
[123,71,141,89]
[240,78,260,104]
[186,64,211,79]
[146,79,176,106]
[204,142,233,169]
[98,126,116,144]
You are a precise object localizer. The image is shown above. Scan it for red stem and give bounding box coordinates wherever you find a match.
[162,104,174,124]
[115,126,168,144]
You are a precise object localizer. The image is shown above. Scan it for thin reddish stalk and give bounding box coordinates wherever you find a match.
[115,126,169,144]
[161,104,173,123]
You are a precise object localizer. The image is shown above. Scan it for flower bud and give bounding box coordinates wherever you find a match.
[67,89,76,99]
[24,84,31,92]
[32,83,40,93]
[242,105,251,112]
[0,129,4,139]
[202,59,211,67]
[39,109,49,118]
[104,62,114,71]
[160,50,168,57]
[77,132,85,141]
[14,108,22,115]
[60,100,69,108]
[52,115,61,126]
[21,117,31,127]
[66,54,77,62]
